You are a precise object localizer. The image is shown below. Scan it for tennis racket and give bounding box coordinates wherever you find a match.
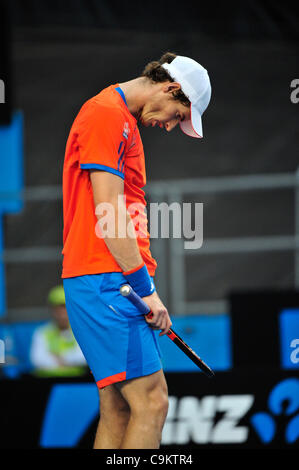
[120,284,215,378]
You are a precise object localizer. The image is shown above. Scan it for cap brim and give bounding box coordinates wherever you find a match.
[180,104,203,138]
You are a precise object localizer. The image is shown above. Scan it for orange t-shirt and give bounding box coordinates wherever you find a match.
[61,84,157,278]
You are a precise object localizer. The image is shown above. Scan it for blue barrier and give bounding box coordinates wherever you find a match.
[2,308,298,377]
[0,321,46,377]
[0,315,232,377]
[0,111,24,317]
[0,222,5,315]
[279,308,299,370]
[158,314,232,372]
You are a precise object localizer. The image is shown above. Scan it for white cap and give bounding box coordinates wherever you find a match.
[162,56,211,138]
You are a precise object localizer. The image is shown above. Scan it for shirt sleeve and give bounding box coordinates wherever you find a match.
[77,102,128,180]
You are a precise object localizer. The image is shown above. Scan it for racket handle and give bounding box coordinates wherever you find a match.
[120,284,151,315]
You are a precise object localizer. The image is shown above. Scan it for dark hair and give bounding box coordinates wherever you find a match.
[141,52,190,107]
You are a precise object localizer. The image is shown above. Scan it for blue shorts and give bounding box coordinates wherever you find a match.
[63,273,162,389]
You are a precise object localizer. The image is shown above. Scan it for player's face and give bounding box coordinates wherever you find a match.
[140,92,191,132]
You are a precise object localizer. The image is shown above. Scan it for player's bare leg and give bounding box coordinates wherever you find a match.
[116,369,169,449]
[94,383,130,449]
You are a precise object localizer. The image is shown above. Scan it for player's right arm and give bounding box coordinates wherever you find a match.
[89,169,172,336]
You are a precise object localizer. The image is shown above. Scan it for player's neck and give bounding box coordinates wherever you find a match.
[118,77,151,120]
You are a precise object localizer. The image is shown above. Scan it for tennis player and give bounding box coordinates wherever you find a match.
[61,52,211,449]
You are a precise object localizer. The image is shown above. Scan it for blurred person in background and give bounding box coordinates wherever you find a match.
[30,285,87,377]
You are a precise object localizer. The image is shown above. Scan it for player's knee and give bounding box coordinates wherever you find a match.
[149,386,169,422]
[132,383,169,424]
[137,388,168,443]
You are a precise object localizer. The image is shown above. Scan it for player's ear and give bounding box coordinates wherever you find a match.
[163,82,181,94]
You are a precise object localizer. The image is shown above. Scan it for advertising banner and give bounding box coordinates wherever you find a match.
[0,370,298,449]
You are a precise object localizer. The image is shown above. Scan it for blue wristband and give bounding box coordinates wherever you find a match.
[123,263,156,298]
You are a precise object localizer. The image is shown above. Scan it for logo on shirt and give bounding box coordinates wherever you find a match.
[129,127,137,150]
[123,122,130,140]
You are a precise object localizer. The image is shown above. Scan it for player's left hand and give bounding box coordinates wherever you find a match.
[141,291,172,336]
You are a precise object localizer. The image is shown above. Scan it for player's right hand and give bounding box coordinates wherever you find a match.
[141,291,172,336]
